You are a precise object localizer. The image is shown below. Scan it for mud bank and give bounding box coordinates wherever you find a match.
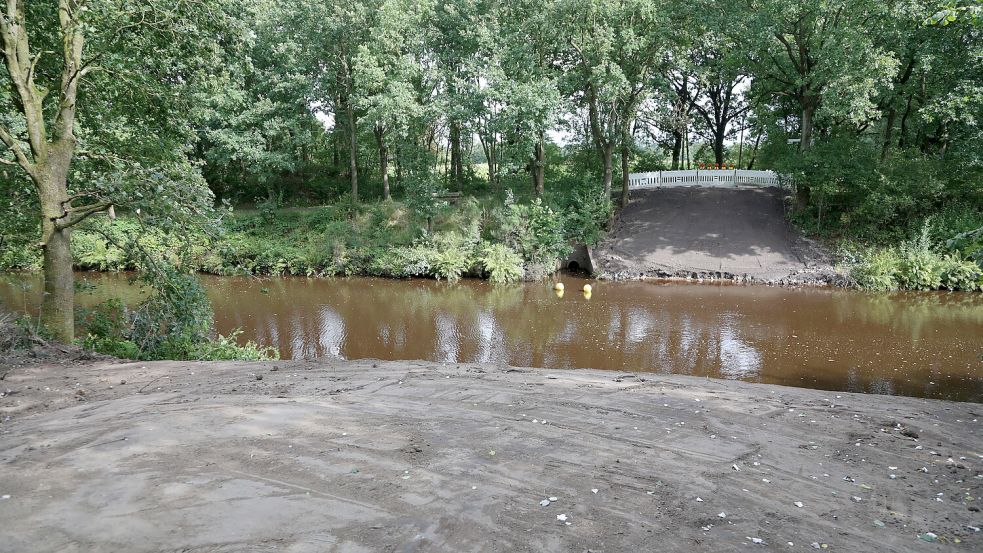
[0,359,980,552]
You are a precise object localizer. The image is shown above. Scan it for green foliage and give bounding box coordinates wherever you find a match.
[560,181,613,246]
[767,136,983,244]
[128,267,214,356]
[847,224,982,291]
[492,191,572,270]
[428,231,479,281]
[7,0,981,303]
[75,266,277,361]
[894,230,946,290]
[849,247,901,292]
[478,243,524,284]
[946,226,983,265]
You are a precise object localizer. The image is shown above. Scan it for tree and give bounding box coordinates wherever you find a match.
[428,0,494,190]
[733,0,898,206]
[197,0,327,203]
[293,0,378,203]
[0,1,238,341]
[354,0,430,201]
[559,0,668,204]
[497,0,563,197]
[689,43,750,166]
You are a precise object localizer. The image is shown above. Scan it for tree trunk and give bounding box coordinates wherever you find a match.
[40,223,74,342]
[487,157,496,188]
[532,137,545,198]
[800,103,816,152]
[395,145,403,186]
[670,130,682,170]
[345,99,359,203]
[332,130,340,173]
[450,122,462,190]
[881,107,897,162]
[620,145,630,208]
[601,143,614,199]
[684,133,691,170]
[375,128,392,202]
[479,133,496,188]
[737,117,746,168]
[746,131,761,169]
[713,132,725,166]
[898,95,913,149]
[796,102,817,209]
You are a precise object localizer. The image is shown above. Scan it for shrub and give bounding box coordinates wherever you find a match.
[563,185,612,246]
[492,191,571,273]
[939,255,982,291]
[850,247,900,291]
[947,226,983,266]
[428,231,478,281]
[478,243,524,284]
[77,265,277,361]
[895,228,944,291]
[848,224,982,292]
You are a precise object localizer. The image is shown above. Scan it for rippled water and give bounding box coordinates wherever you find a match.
[2,273,982,401]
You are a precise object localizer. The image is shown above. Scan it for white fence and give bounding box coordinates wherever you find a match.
[628,169,782,190]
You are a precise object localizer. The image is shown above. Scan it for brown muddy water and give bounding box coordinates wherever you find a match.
[2,272,982,402]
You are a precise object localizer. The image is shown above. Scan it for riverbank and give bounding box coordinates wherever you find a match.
[0,358,979,552]
[2,192,607,284]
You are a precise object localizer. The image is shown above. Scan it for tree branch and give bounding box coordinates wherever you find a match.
[774,33,803,75]
[0,122,33,173]
[54,200,112,230]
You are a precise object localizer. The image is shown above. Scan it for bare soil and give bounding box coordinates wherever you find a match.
[0,358,979,552]
[596,187,839,285]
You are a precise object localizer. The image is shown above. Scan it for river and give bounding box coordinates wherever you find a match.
[2,272,981,401]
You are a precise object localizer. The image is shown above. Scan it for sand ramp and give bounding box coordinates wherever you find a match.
[596,187,810,281]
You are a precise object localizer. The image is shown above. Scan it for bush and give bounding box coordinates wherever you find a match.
[939,256,983,291]
[947,225,983,266]
[895,229,945,290]
[850,247,900,292]
[77,265,277,361]
[765,135,983,244]
[492,191,571,272]
[429,231,478,281]
[563,184,612,246]
[478,243,524,284]
[848,224,982,292]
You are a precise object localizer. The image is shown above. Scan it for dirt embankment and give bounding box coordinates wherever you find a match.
[595,187,841,285]
[0,358,979,552]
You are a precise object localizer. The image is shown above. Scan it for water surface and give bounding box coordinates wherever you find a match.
[2,273,981,401]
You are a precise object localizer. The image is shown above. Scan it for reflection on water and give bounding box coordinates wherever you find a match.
[2,272,982,402]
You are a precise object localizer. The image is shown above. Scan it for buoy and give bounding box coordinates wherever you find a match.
[583,284,592,293]
[553,282,564,291]
[583,290,592,300]
[555,289,565,298]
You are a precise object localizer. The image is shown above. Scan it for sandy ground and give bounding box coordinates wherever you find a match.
[0,357,980,552]
[596,187,836,284]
